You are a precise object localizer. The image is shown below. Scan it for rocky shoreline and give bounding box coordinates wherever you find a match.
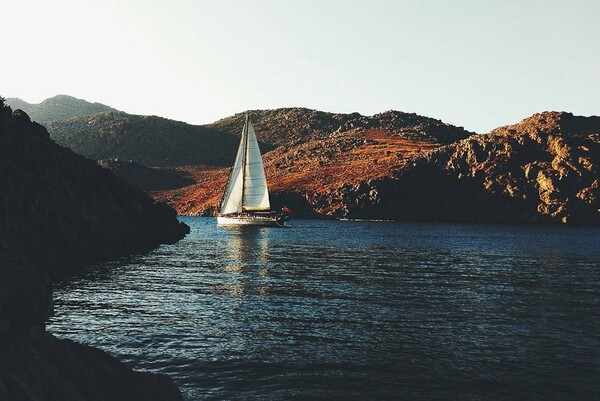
[331,112,600,224]
[1,101,188,400]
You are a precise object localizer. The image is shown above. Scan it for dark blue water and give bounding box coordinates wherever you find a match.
[48,218,600,400]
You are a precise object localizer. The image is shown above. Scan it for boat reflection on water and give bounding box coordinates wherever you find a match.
[218,225,273,296]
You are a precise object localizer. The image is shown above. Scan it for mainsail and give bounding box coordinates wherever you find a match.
[220,115,270,214]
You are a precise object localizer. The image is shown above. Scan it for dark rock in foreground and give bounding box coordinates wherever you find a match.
[0,106,189,280]
[1,330,182,401]
[0,254,52,342]
[0,100,186,400]
[0,254,184,401]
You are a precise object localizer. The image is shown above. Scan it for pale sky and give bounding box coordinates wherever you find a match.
[2,0,599,133]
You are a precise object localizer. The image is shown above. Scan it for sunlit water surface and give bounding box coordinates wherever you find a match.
[48,217,600,400]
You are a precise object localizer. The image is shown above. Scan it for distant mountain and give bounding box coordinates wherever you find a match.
[4,97,30,111]
[46,112,243,167]
[17,95,597,223]
[209,108,470,147]
[152,111,600,224]
[41,105,471,169]
[5,94,117,124]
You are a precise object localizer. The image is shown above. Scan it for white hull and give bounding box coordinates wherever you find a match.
[217,215,283,227]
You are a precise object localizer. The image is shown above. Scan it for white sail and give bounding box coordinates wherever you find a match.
[220,120,248,214]
[220,116,270,214]
[242,120,270,211]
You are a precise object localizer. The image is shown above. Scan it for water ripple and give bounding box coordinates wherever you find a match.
[48,218,600,400]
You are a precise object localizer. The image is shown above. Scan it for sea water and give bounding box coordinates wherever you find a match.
[48,217,600,400]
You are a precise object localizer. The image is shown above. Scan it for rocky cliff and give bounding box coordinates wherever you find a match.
[0,99,187,401]
[332,112,600,224]
[210,108,470,147]
[0,107,189,279]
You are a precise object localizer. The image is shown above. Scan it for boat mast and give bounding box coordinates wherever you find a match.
[240,113,249,212]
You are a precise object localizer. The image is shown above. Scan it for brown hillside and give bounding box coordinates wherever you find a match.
[209,108,471,147]
[332,112,600,224]
[153,111,473,216]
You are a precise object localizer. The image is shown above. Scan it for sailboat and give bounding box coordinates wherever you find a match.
[217,114,291,226]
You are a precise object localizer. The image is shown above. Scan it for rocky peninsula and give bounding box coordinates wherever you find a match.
[0,98,189,400]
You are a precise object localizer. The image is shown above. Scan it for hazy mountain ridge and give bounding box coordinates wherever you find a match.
[10,96,473,180]
[45,111,243,167]
[6,94,117,124]
[29,102,473,169]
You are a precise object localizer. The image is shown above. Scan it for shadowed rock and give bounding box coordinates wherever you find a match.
[0,109,189,279]
[98,158,195,192]
[0,104,186,400]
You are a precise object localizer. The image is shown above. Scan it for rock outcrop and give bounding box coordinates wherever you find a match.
[333,112,600,224]
[0,99,186,401]
[0,107,189,279]
[0,254,52,342]
[1,330,183,401]
[161,111,598,224]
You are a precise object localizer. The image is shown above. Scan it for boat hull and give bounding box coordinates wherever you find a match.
[217,215,284,227]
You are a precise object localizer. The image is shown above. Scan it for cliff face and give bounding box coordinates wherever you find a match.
[0,102,186,401]
[333,112,600,224]
[0,108,189,280]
